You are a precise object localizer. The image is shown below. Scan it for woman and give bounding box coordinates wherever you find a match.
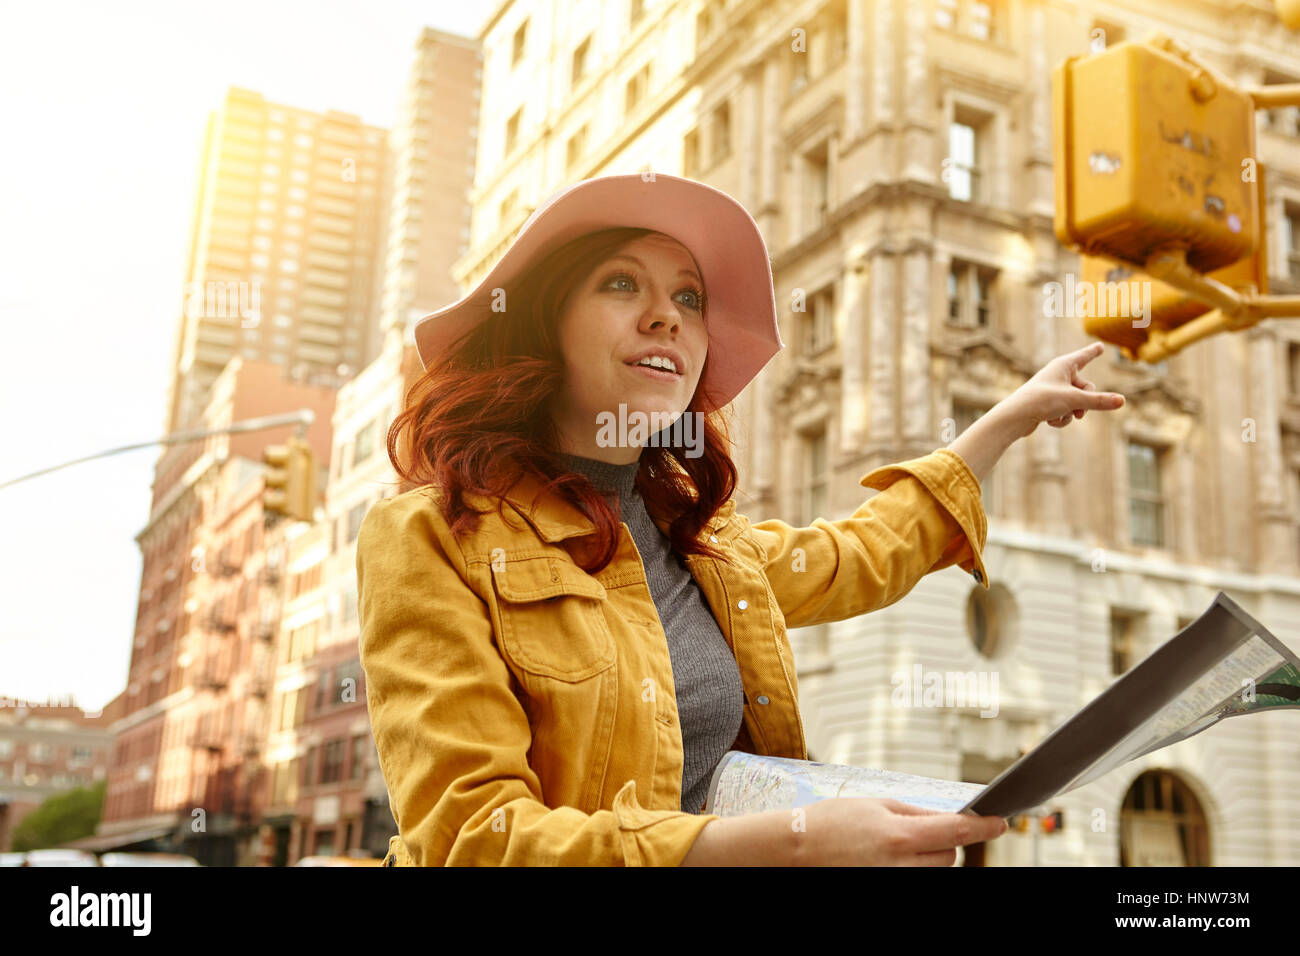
[356,173,1125,866]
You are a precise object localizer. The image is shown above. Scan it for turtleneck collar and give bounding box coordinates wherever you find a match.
[559,453,640,500]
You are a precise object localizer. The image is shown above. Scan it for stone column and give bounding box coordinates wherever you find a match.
[901,244,933,448]
[868,250,898,448]
[865,0,896,189]
[1247,323,1292,568]
[751,364,776,498]
[1025,2,1054,219]
[1030,294,1070,529]
[844,0,868,144]
[760,57,781,212]
[900,0,934,184]
[739,63,762,211]
[840,254,868,453]
[870,0,896,127]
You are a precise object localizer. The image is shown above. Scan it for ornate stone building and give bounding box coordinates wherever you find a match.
[454,0,1300,864]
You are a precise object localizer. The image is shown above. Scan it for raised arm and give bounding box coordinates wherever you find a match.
[748,447,989,630]
[748,342,1128,631]
[356,492,717,865]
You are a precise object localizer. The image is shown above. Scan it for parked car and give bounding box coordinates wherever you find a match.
[292,854,384,866]
[0,852,28,866]
[20,849,100,866]
[99,852,200,866]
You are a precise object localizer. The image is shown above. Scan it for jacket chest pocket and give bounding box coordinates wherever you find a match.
[490,555,615,682]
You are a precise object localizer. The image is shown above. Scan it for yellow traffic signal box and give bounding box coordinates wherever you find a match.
[1054,36,1258,275]
[262,444,291,518]
[261,437,316,523]
[1077,163,1270,355]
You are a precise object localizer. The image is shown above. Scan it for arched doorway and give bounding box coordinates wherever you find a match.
[1119,769,1211,866]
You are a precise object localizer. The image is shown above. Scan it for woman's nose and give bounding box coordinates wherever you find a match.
[639,297,680,335]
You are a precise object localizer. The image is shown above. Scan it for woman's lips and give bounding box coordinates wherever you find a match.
[625,362,682,382]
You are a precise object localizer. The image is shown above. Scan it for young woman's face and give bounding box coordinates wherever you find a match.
[550,233,708,461]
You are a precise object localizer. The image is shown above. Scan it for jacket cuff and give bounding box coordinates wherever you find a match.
[858,447,990,590]
[612,779,720,866]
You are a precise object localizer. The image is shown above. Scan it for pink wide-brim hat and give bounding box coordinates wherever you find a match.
[411,172,783,413]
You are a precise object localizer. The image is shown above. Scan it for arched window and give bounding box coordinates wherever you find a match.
[1119,769,1210,866]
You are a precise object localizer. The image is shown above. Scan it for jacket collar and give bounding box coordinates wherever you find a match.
[499,470,598,543]
[497,467,738,545]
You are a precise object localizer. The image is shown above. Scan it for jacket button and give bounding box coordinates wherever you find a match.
[709,535,718,544]
[973,568,984,583]
[737,599,748,610]
[756,695,769,705]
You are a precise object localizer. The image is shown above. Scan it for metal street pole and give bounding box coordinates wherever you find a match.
[0,410,315,491]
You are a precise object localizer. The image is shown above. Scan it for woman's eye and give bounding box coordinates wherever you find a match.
[678,289,704,310]
[605,272,636,292]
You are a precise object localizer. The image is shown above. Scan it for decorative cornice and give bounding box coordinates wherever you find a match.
[932,327,1036,380]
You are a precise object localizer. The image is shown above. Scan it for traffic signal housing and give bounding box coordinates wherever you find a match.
[1077,162,1270,357]
[261,436,316,523]
[1053,35,1258,275]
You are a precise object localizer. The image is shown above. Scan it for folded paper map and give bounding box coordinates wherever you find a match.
[703,591,1299,819]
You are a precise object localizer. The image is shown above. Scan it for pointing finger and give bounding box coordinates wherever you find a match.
[1071,341,1105,370]
[1087,389,1125,410]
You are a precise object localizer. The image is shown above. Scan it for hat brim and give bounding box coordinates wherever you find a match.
[412,173,782,413]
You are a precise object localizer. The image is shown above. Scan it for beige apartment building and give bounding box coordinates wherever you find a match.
[447,0,1300,864]
[163,87,389,435]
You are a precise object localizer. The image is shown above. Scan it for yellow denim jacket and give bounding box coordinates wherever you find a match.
[355,447,988,866]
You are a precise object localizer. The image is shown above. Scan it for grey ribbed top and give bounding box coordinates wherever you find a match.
[559,454,745,814]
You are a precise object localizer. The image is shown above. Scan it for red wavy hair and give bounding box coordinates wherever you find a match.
[386,226,737,573]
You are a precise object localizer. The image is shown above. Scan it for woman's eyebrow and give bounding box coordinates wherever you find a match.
[603,253,702,284]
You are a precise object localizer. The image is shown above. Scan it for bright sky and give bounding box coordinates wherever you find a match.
[0,1,493,712]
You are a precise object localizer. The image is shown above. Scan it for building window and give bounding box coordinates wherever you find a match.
[710,99,731,165]
[802,138,830,233]
[315,667,333,713]
[630,0,645,26]
[504,107,522,157]
[303,744,317,789]
[789,42,810,95]
[347,501,367,544]
[1127,441,1165,548]
[353,420,376,465]
[1261,69,1300,138]
[320,739,344,784]
[1110,608,1142,675]
[948,260,997,328]
[947,111,990,203]
[936,0,1000,41]
[566,125,587,173]
[273,761,292,805]
[1287,342,1300,396]
[965,584,1011,657]
[1120,770,1211,866]
[696,2,722,55]
[803,429,828,524]
[1284,202,1300,280]
[800,285,835,355]
[571,35,591,87]
[499,188,520,227]
[350,735,367,781]
[511,19,528,67]
[336,658,361,696]
[683,127,700,178]
[626,63,651,113]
